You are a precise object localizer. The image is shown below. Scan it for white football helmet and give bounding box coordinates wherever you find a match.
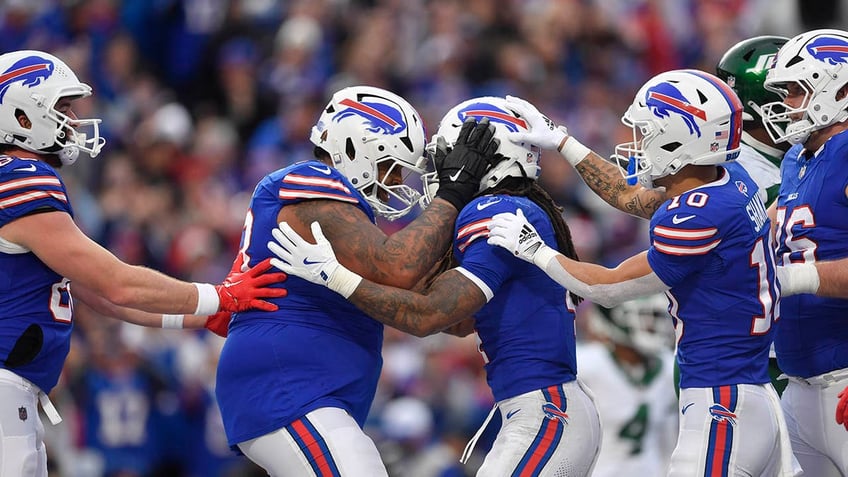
[0,50,104,165]
[590,294,675,357]
[613,69,743,189]
[420,96,540,206]
[761,29,848,145]
[310,85,428,221]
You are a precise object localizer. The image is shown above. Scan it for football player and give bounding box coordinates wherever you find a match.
[679,35,791,397]
[269,96,603,476]
[0,49,286,477]
[759,28,848,476]
[214,86,500,476]
[486,70,797,476]
[576,295,678,477]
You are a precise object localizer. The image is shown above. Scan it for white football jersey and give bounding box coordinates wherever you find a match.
[576,341,678,477]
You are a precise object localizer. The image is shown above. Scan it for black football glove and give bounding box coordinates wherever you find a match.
[434,117,501,210]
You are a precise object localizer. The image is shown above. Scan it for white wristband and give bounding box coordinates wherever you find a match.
[162,314,185,329]
[777,263,820,296]
[327,266,363,299]
[193,283,220,315]
[533,244,560,270]
[559,136,591,166]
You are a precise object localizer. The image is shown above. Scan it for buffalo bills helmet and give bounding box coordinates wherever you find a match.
[420,96,540,206]
[761,29,848,144]
[0,50,104,165]
[613,69,743,189]
[590,294,675,357]
[716,35,788,123]
[310,85,428,221]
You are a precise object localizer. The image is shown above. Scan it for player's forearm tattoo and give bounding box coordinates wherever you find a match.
[575,156,665,219]
[292,199,457,285]
[349,272,476,337]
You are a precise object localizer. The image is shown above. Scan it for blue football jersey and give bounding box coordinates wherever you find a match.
[0,156,74,392]
[454,194,578,402]
[647,166,778,389]
[215,160,384,447]
[774,131,848,378]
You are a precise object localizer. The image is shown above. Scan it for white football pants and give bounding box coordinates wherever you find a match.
[782,368,848,477]
[238,407,388,477]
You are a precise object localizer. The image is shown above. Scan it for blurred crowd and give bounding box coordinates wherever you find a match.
[2,0,842,475]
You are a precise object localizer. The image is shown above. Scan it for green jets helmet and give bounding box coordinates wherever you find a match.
[716,35,788,122]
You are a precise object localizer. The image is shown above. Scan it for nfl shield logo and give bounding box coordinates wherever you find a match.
[18,406,27,421]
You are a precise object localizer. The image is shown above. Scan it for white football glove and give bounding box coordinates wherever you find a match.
[505,95,568,149]
[486,208,558,268]
[268,221,362,298]
[505,95,589,166]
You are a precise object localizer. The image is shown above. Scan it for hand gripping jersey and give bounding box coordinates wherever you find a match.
[647,166,779,389]
[774,130,848,378]
[453,194,578,401]
[215,160,384,447]
[0,156,73,393]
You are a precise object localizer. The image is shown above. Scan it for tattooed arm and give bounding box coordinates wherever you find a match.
[278,198,458,289]
[502,95,666,219]
[344,269,487,337]
[574,151,667,219]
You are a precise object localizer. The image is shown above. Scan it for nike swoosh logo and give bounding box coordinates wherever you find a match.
[303,258,323,265]
[505,409,521,419]
[681,402,695,415]
[448,166,465,182]
[308,165,332,175]
[13,164,36,172]
[476,199,502,211]
[672,214,697,225]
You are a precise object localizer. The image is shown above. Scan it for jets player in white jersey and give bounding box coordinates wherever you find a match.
[759,28,848,476]
[268,96,602,476]
[485,70,799,476]
[577,295,678,477]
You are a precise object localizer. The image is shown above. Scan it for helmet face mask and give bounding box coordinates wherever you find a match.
[420,96,540,207]
[310,86,427,220]
[612,70,744,189]
[0,50,105,165]
[761,29,848,145]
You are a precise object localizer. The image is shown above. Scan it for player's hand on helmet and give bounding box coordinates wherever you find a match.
[434,117,501,211]
[205,311,232,337]
[215,258,288,313]
[487,208,552,267]
[504,95,569,151]
[268,222,362,298]
[836,385,848,431]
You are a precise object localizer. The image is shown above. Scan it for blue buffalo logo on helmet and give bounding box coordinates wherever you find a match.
[708,404,738,426]
[333,97,407,135]
[646,82,706,137]
[807,35,848,65]
[0,55,54,103]
[455,102,528,133]
[541,402,569,425]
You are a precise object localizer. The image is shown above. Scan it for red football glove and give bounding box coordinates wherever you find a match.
[205,311,232,337]
[836,385,848,432]
[216,258,287,312]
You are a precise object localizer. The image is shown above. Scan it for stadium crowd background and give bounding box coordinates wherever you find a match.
[1,0,842,475]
